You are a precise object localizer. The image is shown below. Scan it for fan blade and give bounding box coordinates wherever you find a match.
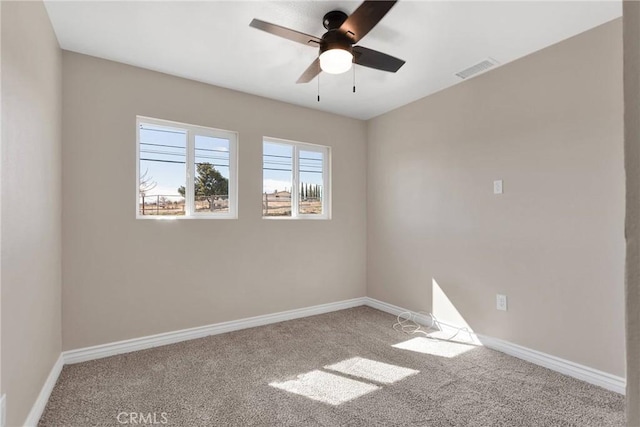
[353,46,405,72]
[339,1,397,43]
[296,58,321,84]
[250,19,322,46]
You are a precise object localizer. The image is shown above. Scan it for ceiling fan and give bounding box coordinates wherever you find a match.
[249,0,406,84]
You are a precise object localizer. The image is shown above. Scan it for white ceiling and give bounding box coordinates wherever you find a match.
[44,1,621,120]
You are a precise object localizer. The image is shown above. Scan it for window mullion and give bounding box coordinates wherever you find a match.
[323,146,329,217]
[229,133,237,218]
[292,145,299,218]
[186,131,195,216]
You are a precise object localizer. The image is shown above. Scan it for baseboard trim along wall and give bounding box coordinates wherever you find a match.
[476,334,626,395]
[63,297,367,364]
[364,297,626,395]
[365,297,436,327]
[29,296,624,425]
[24,354,64,427]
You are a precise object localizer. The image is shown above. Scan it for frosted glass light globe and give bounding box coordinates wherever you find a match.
[319,49,353,74]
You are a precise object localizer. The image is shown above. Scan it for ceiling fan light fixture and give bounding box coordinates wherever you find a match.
[319,48,353,74]
[250,2,405,84]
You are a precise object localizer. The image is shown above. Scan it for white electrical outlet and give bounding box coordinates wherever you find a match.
[1,394,6,427]
[496,294,508,311]
[493,180,503,194]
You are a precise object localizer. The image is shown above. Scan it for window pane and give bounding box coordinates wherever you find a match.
[299,150,324,215]
[194,135,230,213]
[263,142,292,217]
[139,125,186,216]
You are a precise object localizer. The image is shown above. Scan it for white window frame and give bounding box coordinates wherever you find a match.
[136,116,238,220]
[263,137,331,220]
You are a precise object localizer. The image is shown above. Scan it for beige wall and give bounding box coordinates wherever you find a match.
[624,1,640,422]
[367,19,625,376]
[61,52,367,350]
[1,2,62,426]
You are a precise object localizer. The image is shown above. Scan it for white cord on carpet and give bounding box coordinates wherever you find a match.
[392,311,475,343]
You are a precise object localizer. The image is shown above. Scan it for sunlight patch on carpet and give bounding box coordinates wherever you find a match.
[269,370,379,405]
[393,336,475,358]
[324,357,419,384]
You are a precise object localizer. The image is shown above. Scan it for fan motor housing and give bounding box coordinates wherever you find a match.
[322,10,348,30]
[320,29,353,56]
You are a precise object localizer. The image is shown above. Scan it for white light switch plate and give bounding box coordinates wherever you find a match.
[496,294,508,311]
[493,180,503,194]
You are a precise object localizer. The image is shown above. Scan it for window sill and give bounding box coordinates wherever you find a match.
[262,216,331,221]
[136,215,238,220]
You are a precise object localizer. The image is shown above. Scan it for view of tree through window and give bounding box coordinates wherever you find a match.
[179,136,231,213]
[138,118,237,218]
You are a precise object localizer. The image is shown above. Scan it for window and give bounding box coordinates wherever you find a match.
[262,138,330,219]
[137,117,237,219]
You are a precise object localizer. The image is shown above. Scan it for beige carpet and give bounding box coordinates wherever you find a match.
[39,307,624,426]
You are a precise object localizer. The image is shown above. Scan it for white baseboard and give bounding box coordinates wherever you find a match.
[364,297,435,327]
[24,354,64,427]
[63,297,367,364]
[363,297,626,395]
[477,334,626,395]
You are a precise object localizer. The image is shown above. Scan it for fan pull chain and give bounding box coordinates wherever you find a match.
[317,72,320,102]
[353,60,356,93]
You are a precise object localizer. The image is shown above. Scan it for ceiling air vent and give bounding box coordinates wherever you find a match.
[455,58,499,80]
